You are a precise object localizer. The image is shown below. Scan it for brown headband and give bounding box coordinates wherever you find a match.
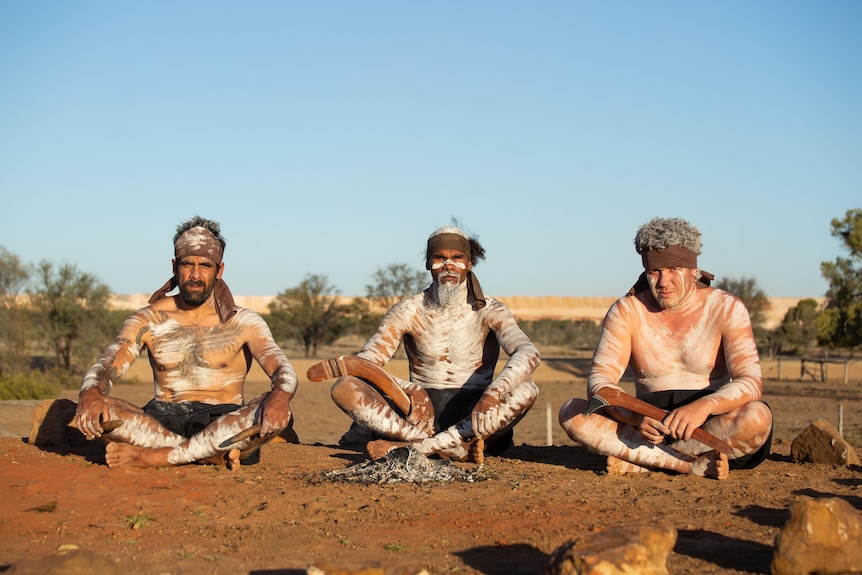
[426,232,471,270]
[641,245,698,270]
[175,227,224,264]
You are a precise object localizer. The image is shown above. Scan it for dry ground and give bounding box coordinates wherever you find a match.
[1,354,861,574]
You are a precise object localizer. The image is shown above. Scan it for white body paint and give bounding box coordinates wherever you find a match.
[359,282,539,393]
[79,305,296,464]
[559,287,772,475]
[336,281,540,453]
[590,288,761,406]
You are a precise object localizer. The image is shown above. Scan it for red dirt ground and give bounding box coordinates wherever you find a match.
[1,356,860,574]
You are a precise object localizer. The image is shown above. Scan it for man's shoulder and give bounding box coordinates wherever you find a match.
[147,296,175,312]
[705,288,749,314]
[230,306,266,323]
[480,295,507,309]
[388,291,427,311]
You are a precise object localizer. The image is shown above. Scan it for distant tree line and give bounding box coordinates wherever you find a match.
[2,208,859,399]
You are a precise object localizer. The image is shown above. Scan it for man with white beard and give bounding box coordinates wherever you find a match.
[330,225,540,462]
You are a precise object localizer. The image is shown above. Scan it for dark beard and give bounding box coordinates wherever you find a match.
[179,280,214,306]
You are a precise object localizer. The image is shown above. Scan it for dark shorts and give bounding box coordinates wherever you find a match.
[424,388,514,456]
[639,390,772,470]
[142,399,261,465]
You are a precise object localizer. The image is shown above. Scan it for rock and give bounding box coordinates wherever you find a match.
[790,419,859,465]
[6,549,120,574]
[771,496,862,575]
[28,399,85,448]
[545,525,677,575]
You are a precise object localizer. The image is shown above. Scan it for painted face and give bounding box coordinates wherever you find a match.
[645,266,698,310]
[429,248,472,286]
[173,255,223,306]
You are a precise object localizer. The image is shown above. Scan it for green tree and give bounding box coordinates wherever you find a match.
[350,262,428,341]
[715,276,772,354]
[817,208,862,351]
[0,247,33,376]
[778,298,821,356]
[714,276,771,332]
[364,262,427,310]
[28,260,113,373]
[267,274,347,357]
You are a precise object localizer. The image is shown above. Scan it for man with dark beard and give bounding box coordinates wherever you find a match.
[330,225,540,461]
[75,216,298,469]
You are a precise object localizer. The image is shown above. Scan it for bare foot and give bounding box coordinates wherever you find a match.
[367,439,406,460]
[226,448,241,471]
[105,443,171,469]
[606,455,650,475]
[468,438,484,464]
[691,451,729,480]
[199,449,242,469]
[434,437,484,463]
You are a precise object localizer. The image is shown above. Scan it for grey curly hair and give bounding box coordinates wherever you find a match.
[634,217,702,255]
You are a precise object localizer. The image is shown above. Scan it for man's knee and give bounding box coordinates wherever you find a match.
[559,397,588,427]
[330,375,362,408]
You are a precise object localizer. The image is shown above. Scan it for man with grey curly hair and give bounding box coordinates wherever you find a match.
[75,216,298,469]
[330,224,540,462]
[559,217,772,480]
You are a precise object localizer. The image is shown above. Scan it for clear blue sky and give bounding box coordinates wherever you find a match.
[1,1,859,299]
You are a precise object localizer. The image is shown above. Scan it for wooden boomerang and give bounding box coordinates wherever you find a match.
[306,355,411,416]
[68,419,124,432]
[219,424,263,449]
[582,387,734,455]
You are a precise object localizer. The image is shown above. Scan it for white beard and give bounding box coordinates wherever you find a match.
[433,271,465,309]
[437,283,460,308]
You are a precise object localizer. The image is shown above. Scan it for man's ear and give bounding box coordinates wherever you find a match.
[171,258,178,274]
[216,261,225,280]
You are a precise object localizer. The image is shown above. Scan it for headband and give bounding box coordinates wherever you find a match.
[425,232,471,270]
[640,245,698,271]
[174,227,224,264]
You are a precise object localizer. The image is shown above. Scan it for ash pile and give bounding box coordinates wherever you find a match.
[325,446,487,484]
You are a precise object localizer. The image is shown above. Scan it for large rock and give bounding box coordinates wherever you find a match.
[545,525,677,575]
[6,548,120,574]
[771,497,862,575]
[28,399,85,448]
[790,418,859,465]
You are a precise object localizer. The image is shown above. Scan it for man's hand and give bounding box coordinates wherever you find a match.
[471,390,502,438]
[260,389,292,436]
[638,415,669,445]
[76,387,111,439]
[404,386,434,436]
[663,400,712,442]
